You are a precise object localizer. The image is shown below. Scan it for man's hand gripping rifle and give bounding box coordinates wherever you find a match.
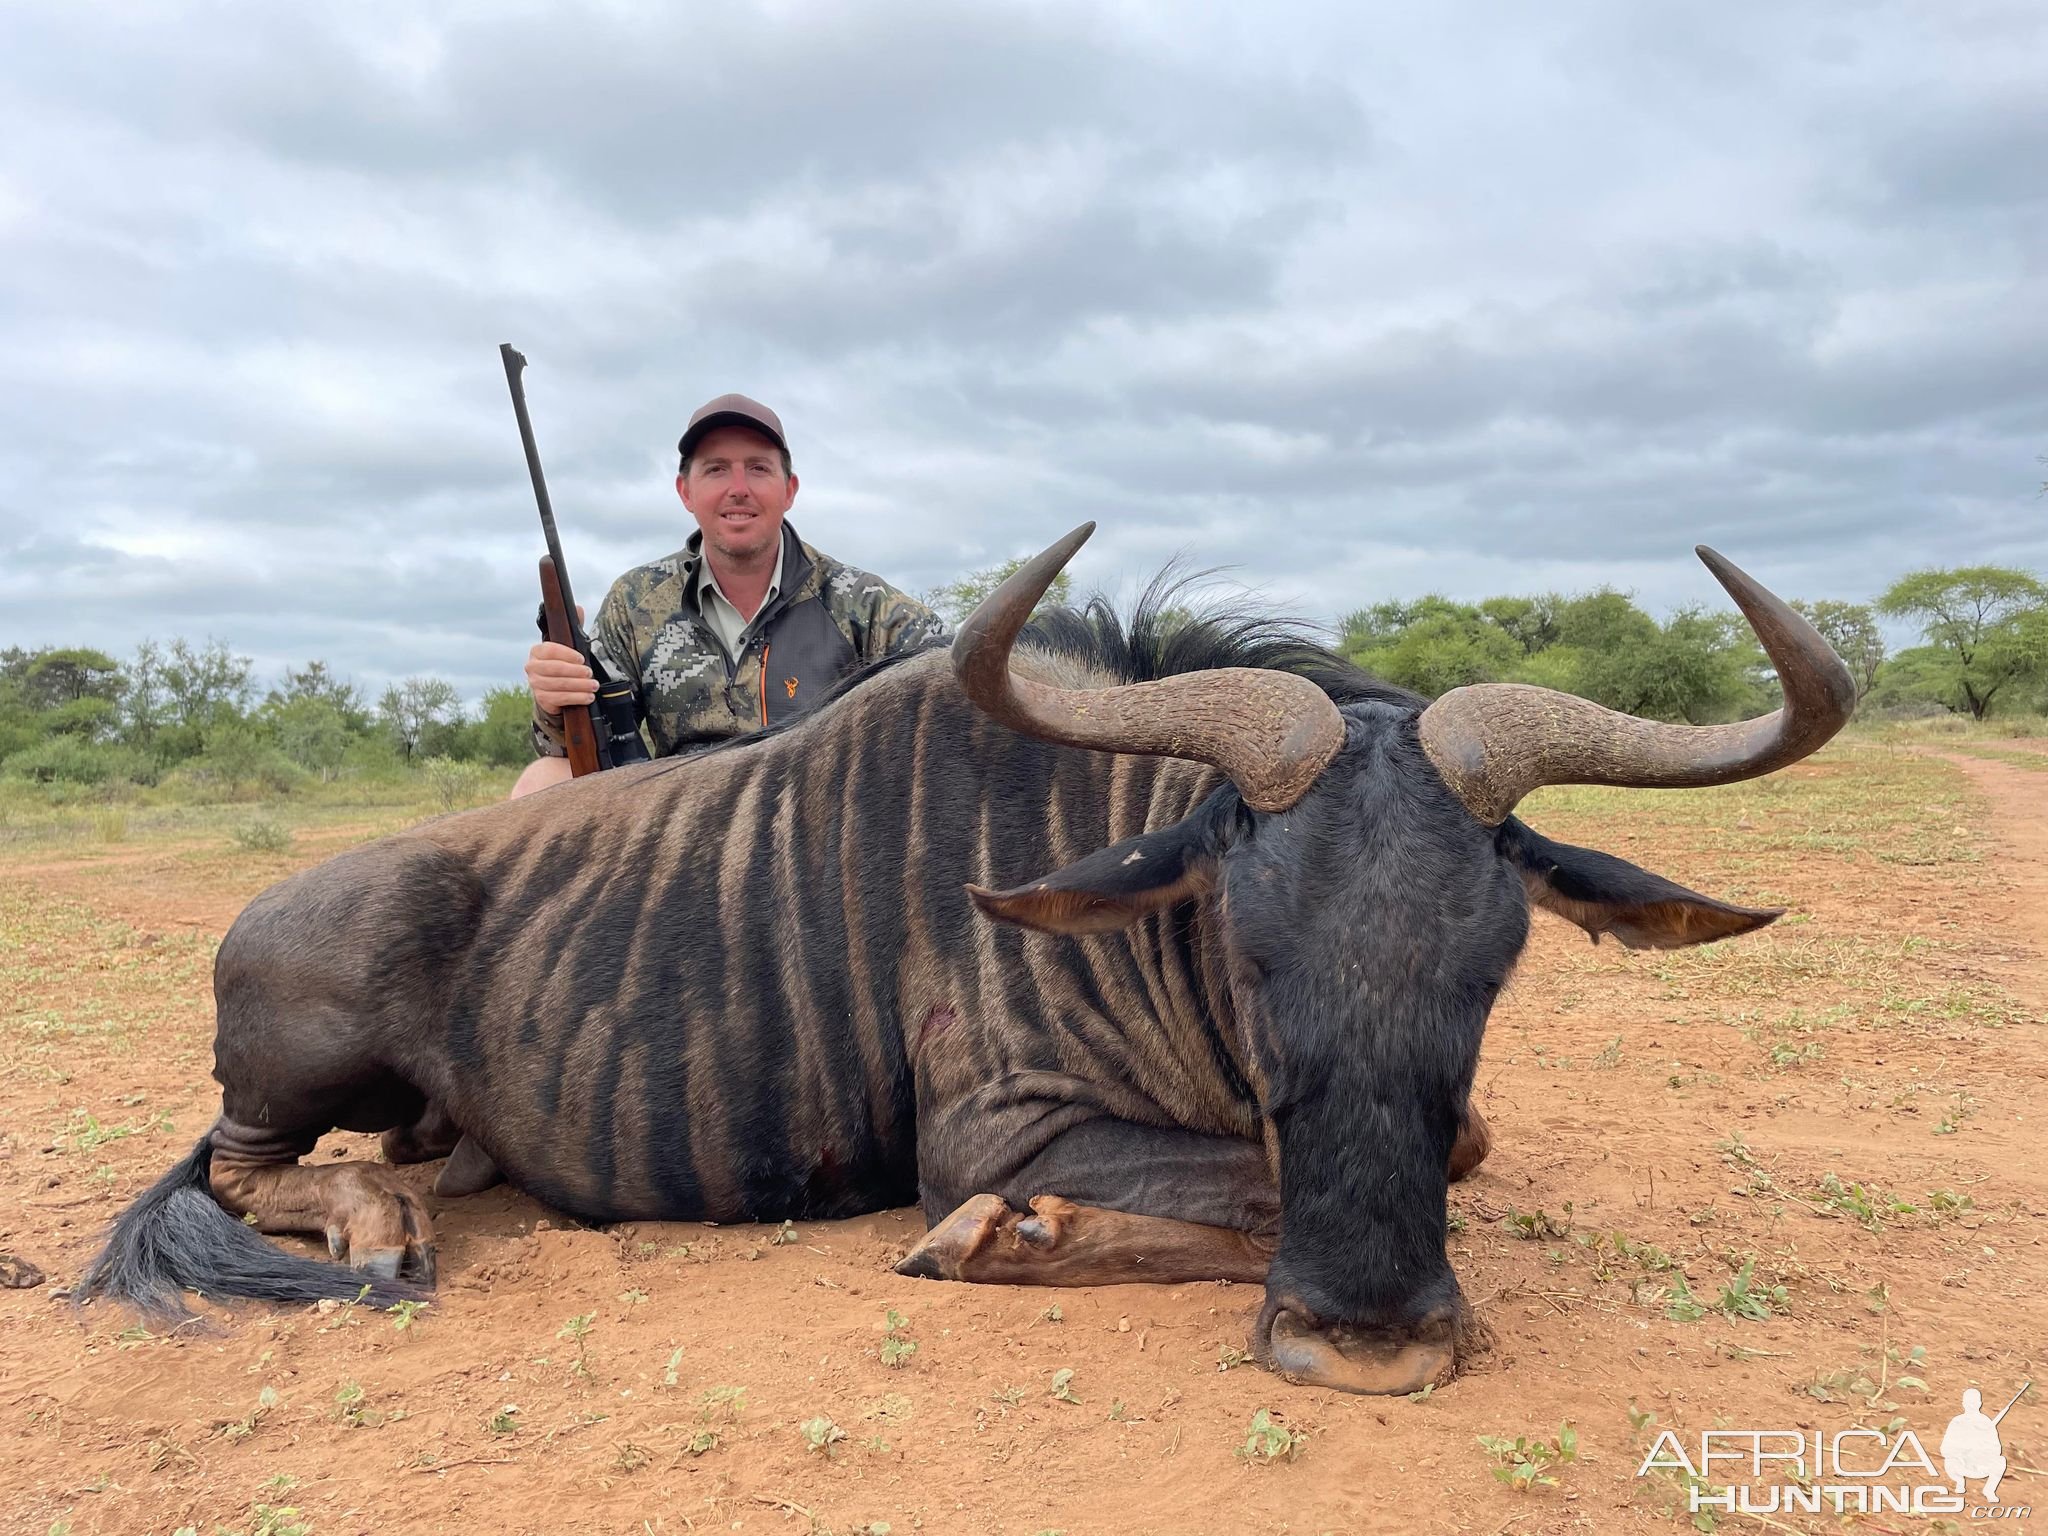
[500,343,650,776]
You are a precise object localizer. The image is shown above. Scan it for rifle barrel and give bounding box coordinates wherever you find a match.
[1991,1380,2031,1426]
[501,343,580,628]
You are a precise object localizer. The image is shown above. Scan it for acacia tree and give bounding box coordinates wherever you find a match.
[160,637,253,731]
[1341,596,1520,695]
[1876,567,2047,719]
[1790,601,1886,702]
[1479,594,1562,657]
[266,660,369,729]
[927,557,1073,625]
[378,677,463,759]
[1,647,125,741]
[122,639,167,744]
[14,648,123,707]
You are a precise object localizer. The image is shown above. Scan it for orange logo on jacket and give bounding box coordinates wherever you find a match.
[784,677,800,699]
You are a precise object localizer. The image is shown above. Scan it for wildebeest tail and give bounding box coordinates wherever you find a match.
[74,1131,424,1321]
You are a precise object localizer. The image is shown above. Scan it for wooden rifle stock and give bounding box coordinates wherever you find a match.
[539,554,604,778]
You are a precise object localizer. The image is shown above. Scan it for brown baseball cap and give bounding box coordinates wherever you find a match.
[678,393,788,464]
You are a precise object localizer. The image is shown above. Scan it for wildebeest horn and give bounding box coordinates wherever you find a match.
[952,523,1347,812]
[1417,546,1857,826]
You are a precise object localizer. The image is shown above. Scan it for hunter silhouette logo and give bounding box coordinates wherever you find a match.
[784,676,800,699]
[1943,1384,2027,1503]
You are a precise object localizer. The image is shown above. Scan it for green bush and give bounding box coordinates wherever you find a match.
[161,720,308,798]
[420,756,489,813]
[270,697,356,780]
[341,732,407,781]
[230,818,294,853]
[461,686,542,768]
[1,736,139,786]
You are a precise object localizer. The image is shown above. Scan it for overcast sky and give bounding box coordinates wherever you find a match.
[3,1,2043,704]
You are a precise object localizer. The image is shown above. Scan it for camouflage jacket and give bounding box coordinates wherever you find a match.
[533,522,949,760]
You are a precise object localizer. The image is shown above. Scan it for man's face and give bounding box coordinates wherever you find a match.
[677,425,798,565]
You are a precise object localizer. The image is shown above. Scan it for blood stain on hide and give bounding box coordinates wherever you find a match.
[918,1004,959,1045]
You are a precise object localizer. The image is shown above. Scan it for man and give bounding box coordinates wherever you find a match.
[515,393,946,796]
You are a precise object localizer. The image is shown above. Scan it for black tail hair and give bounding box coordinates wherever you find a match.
[74,1130,425,1323]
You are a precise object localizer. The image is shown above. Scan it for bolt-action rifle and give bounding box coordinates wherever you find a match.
[499,343,650,776]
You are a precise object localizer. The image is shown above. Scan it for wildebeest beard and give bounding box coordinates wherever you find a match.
[76,524,1854,1397]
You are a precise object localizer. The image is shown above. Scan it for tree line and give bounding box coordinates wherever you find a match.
[2,563,2042,792]
[1339,565,2045,725]
[0,639,535,791]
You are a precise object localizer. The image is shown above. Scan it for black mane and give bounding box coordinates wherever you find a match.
[1024,568,1423,711]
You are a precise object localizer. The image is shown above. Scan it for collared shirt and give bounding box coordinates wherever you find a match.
[690,538,784,664]
[531,521,951,761]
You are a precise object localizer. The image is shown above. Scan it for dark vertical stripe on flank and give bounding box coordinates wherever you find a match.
[769,754,834,1211]
[830,699,880,1149]
[514,823,606,1052]
[956,716,1008,1086]
[610,790,717,1217]
[638,802,715,1216]
[838,684,918,1192]
[1061,932,1118,1041]
[898,672,937,950]
[641,1019,702,1216]
[727,754,798,1216]
[468,838,531,902]
[1179,904,1256,1111]
[1053,750,1131,1044]
[558,809,671,1207]
[796,742,869,1167]
[534,871,632,1121]
[686,753,763,1216]
[602,804,683,1058]
[582,993,628,1201]
[987,762,1058,1078]
[557,854,657,1025]
[604,1032,655,1218]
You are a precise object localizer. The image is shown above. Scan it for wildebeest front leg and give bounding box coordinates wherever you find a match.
[900,1118,1280,1286]
[210,1119,437,1283]
[900,1101,1488,1287]
[898,1193,1273,1285]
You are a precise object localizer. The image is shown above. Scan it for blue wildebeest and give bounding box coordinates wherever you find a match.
[80,525,1854,1394]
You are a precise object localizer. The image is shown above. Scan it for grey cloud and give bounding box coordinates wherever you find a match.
[2,0,2044,710]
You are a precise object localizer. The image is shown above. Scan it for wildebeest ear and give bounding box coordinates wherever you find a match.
[968,814,1223,936]
[1499,819,1783,950]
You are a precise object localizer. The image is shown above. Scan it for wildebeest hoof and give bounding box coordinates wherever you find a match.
[1254,1296,1458,1397]
[1448,1108,1493,1183]
[895,1193,1012,1280]
[213,1157,439,1289]
[1016,1195,1078,1249]
[0,1250,46,1288]
[434,1135,504,1198]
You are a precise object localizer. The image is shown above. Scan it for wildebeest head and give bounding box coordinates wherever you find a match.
[954,523,1856,1395]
